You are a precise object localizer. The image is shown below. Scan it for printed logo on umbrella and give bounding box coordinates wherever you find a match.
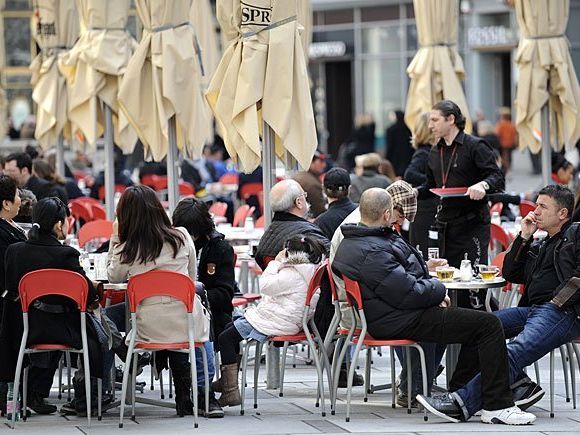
[241,1,272,27]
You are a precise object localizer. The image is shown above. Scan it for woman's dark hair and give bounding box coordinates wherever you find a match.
[172,197,215,240]
[116,185,184,264]
[0,175,18,204]
[432,100,466,131]
[33,158,65,185]
[284,234,325,264]
[28,197,70,240]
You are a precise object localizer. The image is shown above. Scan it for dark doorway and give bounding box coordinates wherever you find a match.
[500,52,511,107]
[325,61,353,159]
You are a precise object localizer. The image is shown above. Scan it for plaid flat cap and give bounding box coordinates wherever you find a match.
[386,180,417,223]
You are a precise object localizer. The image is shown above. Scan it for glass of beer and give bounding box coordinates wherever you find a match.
[479,265,500,281]
[436,266,455,282]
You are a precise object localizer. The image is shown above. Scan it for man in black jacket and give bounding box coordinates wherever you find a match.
[333,188,535,425]
[314,168,357,240]
[450,185,580,417]
[255,179,329,270]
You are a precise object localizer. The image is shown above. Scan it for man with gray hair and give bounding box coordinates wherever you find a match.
[254,179,329,270]
[332,188,535,425]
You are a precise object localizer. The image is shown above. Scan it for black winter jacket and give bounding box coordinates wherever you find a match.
[255,212,329,270]
[314,198,358,240]
[403,144,431,187]
[503,221,580,310]
[333,224,446,339]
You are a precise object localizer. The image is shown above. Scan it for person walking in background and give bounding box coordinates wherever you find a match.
[293,150,327,218]
[495,107,517,174]
[386,110,413,177]
[404,112,438,258]
[349,153,392,203]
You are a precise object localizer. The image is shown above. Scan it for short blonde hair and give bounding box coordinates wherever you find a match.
[362,153,382,169]
[412,112,434,149]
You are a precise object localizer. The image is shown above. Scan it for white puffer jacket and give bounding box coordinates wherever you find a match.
[244,253,320,337]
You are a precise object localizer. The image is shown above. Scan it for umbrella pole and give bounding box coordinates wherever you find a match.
[104,103,116,220]
[263,120,280,389]
[541,103,551,188]
[167,115,179,214]
[56,133,65,178]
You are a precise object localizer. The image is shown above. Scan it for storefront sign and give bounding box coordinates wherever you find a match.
[468,25,517,49]
[309,41,347,59]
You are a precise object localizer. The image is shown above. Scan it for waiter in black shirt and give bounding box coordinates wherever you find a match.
[418,100,505,307]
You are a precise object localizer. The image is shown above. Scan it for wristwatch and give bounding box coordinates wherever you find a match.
[481,181,490,191]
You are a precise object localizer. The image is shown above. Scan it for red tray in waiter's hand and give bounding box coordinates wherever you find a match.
[430,187,468,198]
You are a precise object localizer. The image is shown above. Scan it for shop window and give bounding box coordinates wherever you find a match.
[4,0,30,11]
[361,5,399,22]
[3,16,31,67]
[323,9,353,25]
[362,24,403,55]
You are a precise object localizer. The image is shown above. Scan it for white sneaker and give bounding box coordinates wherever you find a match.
[481,406,536,425]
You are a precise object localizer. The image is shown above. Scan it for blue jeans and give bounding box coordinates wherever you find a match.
[453,303,580,419]
[395,342,446,396]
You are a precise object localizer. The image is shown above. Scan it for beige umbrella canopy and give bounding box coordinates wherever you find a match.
[514,0,580,153]
[404,0,471,133]
[58,0,138,153]
[118,0,209,161]
[206,0,317,173]
[30,0,79,149]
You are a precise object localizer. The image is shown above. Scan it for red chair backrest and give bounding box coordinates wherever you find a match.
[67,215,76,235]
[520,200,536,217]
[209,202,228,217]
[98,184,127,201]
[342,274,364,310]
[72,196,101,207]
[327,262,339,302]
[90,203,107,221]
[305,260,329,307]
[219,173,239,185]
[233,205,251,227]
[69,200,93,223]
[239,182,263,200]
[127,270,196,313]
[141,174,160,190]
[491,251,507,274]
[490,202,503,216]
[490,222,511,251]
[78,220,114,248]
[255,216,265,228]
[178,181,195,196]
[18,269,88,313]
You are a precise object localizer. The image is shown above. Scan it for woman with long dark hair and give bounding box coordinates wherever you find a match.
[106,186,217,417]
[0,197,102,416]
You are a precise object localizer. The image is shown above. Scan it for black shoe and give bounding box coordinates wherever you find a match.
[198,389,224,418]
[416,394,464,423]
[75,393,115,417]
[396,392,418,408]
[27,391,57,415]
[60,400,78,416]
[513,381,544,411]
[338,368,364,388]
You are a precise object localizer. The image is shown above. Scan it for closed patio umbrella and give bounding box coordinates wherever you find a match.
[118,0,209,212]
[404,0,471,133]
[514,0,580,186]
[205,0,317,174]
[59,0,137,219]
[30,0,79,152]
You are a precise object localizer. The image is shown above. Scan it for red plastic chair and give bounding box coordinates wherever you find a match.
[255,216,265,228]
[90,202,107,221]
[141,174,161,190]
[209,201,228,217]
[240,182,264,214]
[72,196,102,207]
[339,274,428,422]
[119,270,209,428]
[489,202,503,216]
[78,220,113,249]
[98,184,127,201]
[67,215,76,235]
[219,173,239,185]
[12,270,98,428]
[520,200,537,218]
[232,205,252,227]
[69,200,93,223]
[490,222,512,252]
[240,260,332,416]
[179,181,195,196]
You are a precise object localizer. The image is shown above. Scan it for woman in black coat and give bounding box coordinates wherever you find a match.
[0,197,103,412]
[172,198,236,347]
[403,112,438,259]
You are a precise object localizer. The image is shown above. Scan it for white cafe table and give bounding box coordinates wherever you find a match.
[440,276,507,388]
[216,224,264,243]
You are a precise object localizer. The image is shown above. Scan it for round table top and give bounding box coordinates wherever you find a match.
[441,277,507,290]
[217,225,264,242]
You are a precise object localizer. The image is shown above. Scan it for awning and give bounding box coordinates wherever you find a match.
[205,0,317,173]
[30,0,79,149]
[118,0,210,161]
[58,0,138,153]
[404,0,471,132]
[514,0,580,152]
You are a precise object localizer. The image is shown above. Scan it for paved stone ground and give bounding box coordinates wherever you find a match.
[3,344,579,434]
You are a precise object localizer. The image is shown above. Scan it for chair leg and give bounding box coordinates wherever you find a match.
[11,338,27,429]
[240,340,251,415]
[315,333,334,415]
[169,368,173,399]
[567,343,576,409]
[308,337,326,417]
[346,337,365,423]
[279,342,289,398]
[363,347,371,402]
[201,347,209,417]
[131,352,138,421]
[405,347,412,415]
[559,346,571,402]
[82,351,92,428]
[22,367,28,422]
[159,368,165,400]
[97,378,102,421]
[413,344,429,422]
[119,340,135,428]
[254,342,263,409]
[331,336,344,414]
[58,355,63,400]
[66,351,72,401]
[390,346,396,409]
[534,361,541,386]
[550,350,555,418]
[150,353,155,390]
[190,347,199,429]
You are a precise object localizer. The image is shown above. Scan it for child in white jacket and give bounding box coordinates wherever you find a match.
[216,235,326,407]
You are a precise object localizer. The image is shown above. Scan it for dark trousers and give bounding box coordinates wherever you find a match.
[402,306,513,412]
[218,324,242,365]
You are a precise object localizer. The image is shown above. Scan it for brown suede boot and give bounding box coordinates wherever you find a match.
[213,354,241,393]
[217,364,241,407]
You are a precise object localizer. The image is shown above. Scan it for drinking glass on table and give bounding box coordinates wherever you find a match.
[478,265,500,281]
[436,266,455,282]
